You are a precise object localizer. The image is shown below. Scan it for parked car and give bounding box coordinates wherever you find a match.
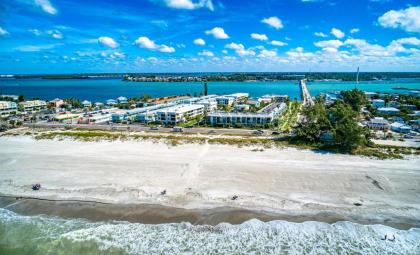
[271,131,280,135]
[150,126,159,130]
[172,126,183,132]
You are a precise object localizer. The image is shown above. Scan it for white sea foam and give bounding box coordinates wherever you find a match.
[1,208,419,255]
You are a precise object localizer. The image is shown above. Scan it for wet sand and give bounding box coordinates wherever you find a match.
[0,136,419,229]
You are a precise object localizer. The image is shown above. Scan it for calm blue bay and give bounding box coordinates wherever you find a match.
[1,78,419,102]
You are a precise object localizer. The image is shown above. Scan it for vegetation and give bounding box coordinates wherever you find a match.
[273,100,300,132]
[341,89,368,112]
[294,92,371,153]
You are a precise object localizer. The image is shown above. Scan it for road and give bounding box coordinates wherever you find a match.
[23,122,276,137]
[299,79,314,106]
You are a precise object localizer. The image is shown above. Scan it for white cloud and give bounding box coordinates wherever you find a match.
[15,44,59,52]
[222,49,228,54]
[0,27,9,36]
[205,27,229,39]
[314,39,343,48]
[378,6,420,33]
[198,50,214,57]
[270,40,287,46]
[134,36,175,53]
[225,42,255,56]
[350,28,360,34]
[258,49,277,58]
[261,16,283,29]
[193,38,206,45]
[331,28,345,38]
[314,32,328,37]
[34,0,57,15]
[47,29,63,39]
[98,36,119,48]
[251,33,268,41]
[153,0,214,11]
[29,29,42,36]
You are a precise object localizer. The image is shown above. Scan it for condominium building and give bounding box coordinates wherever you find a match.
[48,98,65,108]
[377,107,400,115]
[207,103,286,127]
[366,117,389,130]
[156,104,204,124]
[216,96,235,106]
[19,100,47,111]
[0,101,18,116]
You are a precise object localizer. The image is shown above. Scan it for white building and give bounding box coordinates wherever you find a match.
[234,104,250,111]
[390,122,412,133]
[106,99,117,106]
[366,117,389,130]
[82,100,92,108]
[156,104,204,124]
[377,107,400,115]
[364,92,377,99]
[19,100,47,111]
[117,96,128,104]
[372,99,385,108]
[216,96,235,106]
[0,101,18,116]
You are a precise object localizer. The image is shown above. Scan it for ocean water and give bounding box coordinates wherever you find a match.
[0,78,419,102]
[1,209,419,255]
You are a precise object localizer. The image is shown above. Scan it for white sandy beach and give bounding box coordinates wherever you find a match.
[0,135,419,223]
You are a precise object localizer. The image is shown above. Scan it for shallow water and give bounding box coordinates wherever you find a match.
[1,208,419,255]
[0,78,419,102]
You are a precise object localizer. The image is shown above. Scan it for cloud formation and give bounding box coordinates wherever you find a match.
[193,38,206,45]
[34,0,57,15]
[225,42,255,56]
[331,28,345,38]
[152,0,214,11]
[261,17,283,29]
[251,33,268,41]
[0,27,9,36]
[135,36,175,53]
[98,36,119,48]
[378,6,420,33]
[205,27,229,39]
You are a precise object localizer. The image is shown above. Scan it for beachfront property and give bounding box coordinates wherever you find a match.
[0,94,19,101]
[366,117,389,130]
[106,99,118,106]
[19,100,47,112]
[206,102,287,127]
[364,92,377,99]
[117,96,128,104]
[216,93,249,106]
[0,101,18,116]
[390,122,412,133]
[234,104,250,112]
[372,99,385,108]
[156,104,204,124]
[377,107,400,115]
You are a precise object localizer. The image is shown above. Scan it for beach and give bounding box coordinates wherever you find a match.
[0,135,419,228]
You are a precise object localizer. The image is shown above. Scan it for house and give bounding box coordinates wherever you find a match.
[377,107,400,115]
[216,96,235,106]
[409,91,419,97]
[366,117,389,130]
[106,99,117,106]
[364,92,377,99]
[0,101,18,116]
[387,101,400,108]
[390,122,412,133]
[82,100,92,108]
[408,120,420,132]
[48,98,64,108]
[246,99,260,107]
[372,99,385,108]
[234,104,250,111]
[400,104,417,110]
[117,96,128,104]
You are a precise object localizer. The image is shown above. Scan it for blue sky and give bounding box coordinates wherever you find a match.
[0,0,419,73]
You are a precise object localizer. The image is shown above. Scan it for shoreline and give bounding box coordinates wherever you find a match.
[1,196,418,230]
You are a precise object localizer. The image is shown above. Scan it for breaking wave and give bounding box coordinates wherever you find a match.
[0,208,419,255]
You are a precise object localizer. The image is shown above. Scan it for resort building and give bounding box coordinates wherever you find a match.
[390,122,412,133]
[366,117,389,130]
[207,102,286,127]
[0,101,18,116]
[246,99,260,107]
[364,92,377,99]
[234,104,250,111]
[377,107,400,115]
[19,100,47,111]
[156,104,204,124]
[0,94,19,101]
[372,99,385,108]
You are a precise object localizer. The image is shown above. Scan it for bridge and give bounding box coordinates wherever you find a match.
[299,79,314,106]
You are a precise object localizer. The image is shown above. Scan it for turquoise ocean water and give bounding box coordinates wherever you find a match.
[1,78,419,102]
